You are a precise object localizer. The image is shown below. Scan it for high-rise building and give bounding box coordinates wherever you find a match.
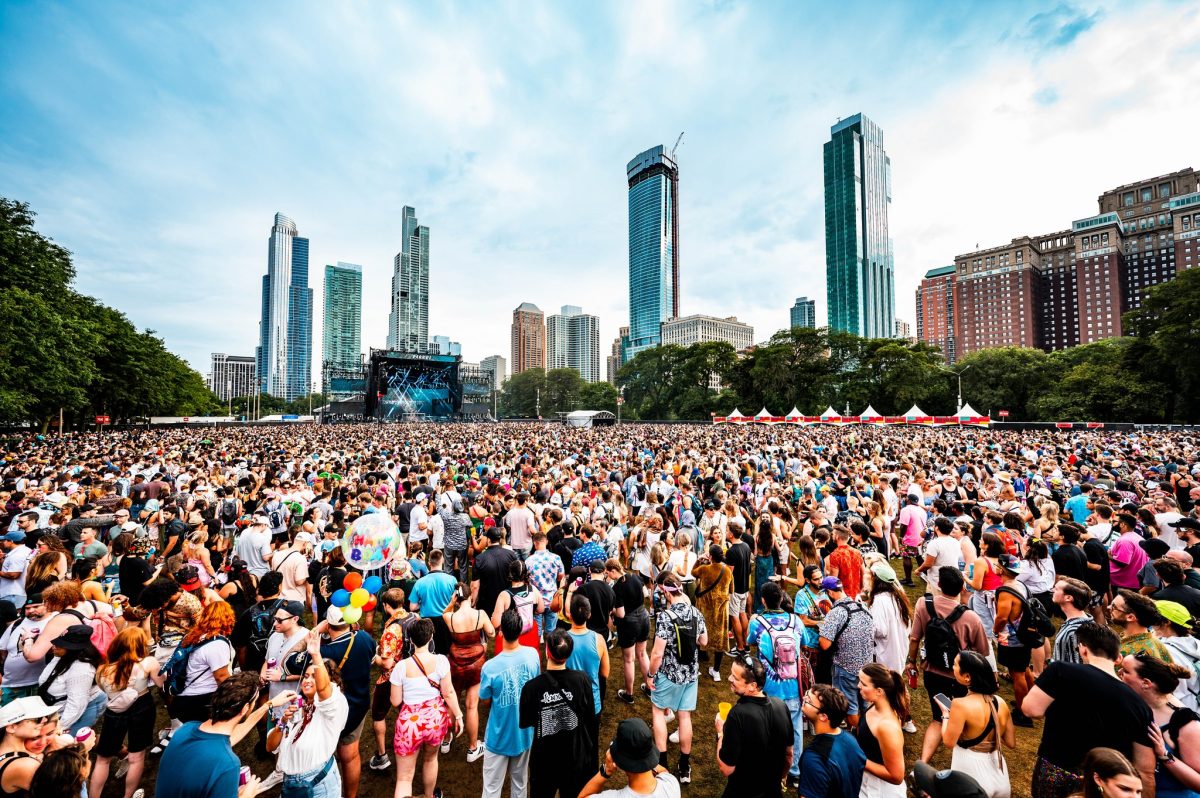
[916,266,957,361]
[480,355,506,390]
[431,335,461,357]
[894,318,912,340]
[953,238,1042,357]
[322,262,362,377]
[387,206,430,353]
[208,354,256,402]
[790,297,816,330]
[547,305,601,383]
[607,326,628,385]
[824,113,895,339]
[256,213,312,400]
[511,303,546,375]
[626,145,680,362]
[660,314,753,391]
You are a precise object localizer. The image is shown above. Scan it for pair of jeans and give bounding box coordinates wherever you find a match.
[535,607,557,640]
[445,548,468,582]
[70,691,109,735]
[783,696,803,777]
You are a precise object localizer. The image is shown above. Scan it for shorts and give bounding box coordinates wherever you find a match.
[903,545,921,559]
[728,591,748,617]
[832,664,860,716]
[393,697,451,756]
[616,609,650,648]
[371,681,393,722]
[997,645,1032,672]
[97,692,155,756]
[0,685,38,706]
[651,673,697,712]
[923,670,967,723]
[338,711,367,747]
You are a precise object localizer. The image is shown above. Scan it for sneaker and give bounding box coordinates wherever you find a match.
[708,666,721,682]
[466,743,485,763]
[114,757,130,779]
[677,763,692,784]
[258,771,284,791]
[639,683,653,699]
[440,734,452,754]
[617,689,635,705]
[668,729,680,744]
[903,719,917,734]
[663,709,676,724]
[727,645,741,657]
[368,754,391,771]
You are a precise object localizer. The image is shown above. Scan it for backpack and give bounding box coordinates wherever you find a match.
[508,588,537,634]
[392,613,421,659]
[246,599,285,656]
[219,499,239,526]
[635,483,647,502]
[664,606,699,664]
[827,601,867,655]
[923,595,968,671]
[63,603,118,659]
[267,503,285,530]
[764,614,800,680]
[160,636,230,697]
[996,585,1055,646]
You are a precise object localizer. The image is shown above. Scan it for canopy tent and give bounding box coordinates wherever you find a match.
[902,405,926,418]
[726,407,752,425]
[819,406,839,419]
[754,407,774,424]
[859,405,885,425]
[955,403,982,418]
[563,410,616,428]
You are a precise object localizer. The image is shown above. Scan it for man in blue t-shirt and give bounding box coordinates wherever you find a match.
[798,685,866,798]
[747,581,806,788]
[409,549,459,654]
[156,672,294,798]
[479,608,541,798]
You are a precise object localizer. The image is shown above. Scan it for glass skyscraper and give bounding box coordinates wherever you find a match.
[322,261,362,375]
[824,113,895,339]
[257,213,312,400]
[625,145,679,362]
[790,296,816,329]
[387,206,430,352]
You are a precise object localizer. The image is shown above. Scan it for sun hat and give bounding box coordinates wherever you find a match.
[0,696,57,727]
[870,561,900,586]
[997,554,1023,574]
[609,718,660,773]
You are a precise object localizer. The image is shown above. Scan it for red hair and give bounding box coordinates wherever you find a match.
[181,601,235,647]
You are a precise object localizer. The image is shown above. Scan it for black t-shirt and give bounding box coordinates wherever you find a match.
[1051,545,1089,581]
[719,694,794,798]
[1151,584,1200,618]
[553,535,582,576]
[474,546,518,616]
[613,573,647,617]
[579,579,615,636]
[1035,661,1152,770]
[1081,538,1111,592]
[518,668,597,769]
[1186,543,1200,570]
[396,502,414,533]
[726,540,752,594]
[321,630,377,731]
[118,555,153,605]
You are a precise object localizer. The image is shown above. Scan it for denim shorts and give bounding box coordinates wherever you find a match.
[832,664,860,716]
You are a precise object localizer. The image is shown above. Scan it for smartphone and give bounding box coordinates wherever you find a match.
[934,693,952,711]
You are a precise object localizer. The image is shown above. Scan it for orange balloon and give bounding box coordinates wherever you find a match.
[343,572,363,591]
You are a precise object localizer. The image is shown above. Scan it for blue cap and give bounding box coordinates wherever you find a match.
[1,531,26,543]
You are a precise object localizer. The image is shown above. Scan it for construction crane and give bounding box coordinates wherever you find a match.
[671,131,684,158]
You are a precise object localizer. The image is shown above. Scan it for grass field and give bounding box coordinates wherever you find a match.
[120,567,1043,798]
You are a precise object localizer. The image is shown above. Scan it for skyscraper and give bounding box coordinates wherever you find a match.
[607,326,628,385]
[387,206,430,352]
[626,144,680,362]
[208,354,256,402]
[431,335,461,356]
[511,303,546,375]
[547,305,601,383]
[322,262,362,374]
[824,113,895,339]
[257,213,312,400]
[916,266,956,361]
[790,297,816,329]
[480,355,506,389]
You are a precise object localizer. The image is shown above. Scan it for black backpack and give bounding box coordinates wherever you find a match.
[664,607,698,664]
[219,499,239,525]
[247,599,284,655]
[923,595,968,670]
[996,585,1055,646]
[267,503,285,530]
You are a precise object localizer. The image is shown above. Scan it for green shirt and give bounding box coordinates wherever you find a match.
[1120,631,1172,664]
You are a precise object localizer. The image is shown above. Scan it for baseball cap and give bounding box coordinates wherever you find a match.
[326,606,349,627]
[913,762,988,798]
[609,718,660,773]
[278,600,306,620]
[1170,517,1200,531]
[294,531,316,546]
[174,564,202,591]
[23,592,43,607]
[0,696,57,728]
[820,576,843,592]
[1,531,25,543]
[1155,600,1194,631]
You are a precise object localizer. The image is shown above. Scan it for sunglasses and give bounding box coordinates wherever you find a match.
[273,615,295,623]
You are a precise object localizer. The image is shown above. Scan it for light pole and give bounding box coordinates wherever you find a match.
[535,388,540,420]
[940,365,972,411]
[226,381,232,418]
[617,387,624,425]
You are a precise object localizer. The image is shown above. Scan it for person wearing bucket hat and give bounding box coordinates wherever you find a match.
[993,555,1035,728]
[912,761,988,798]
[577,717,678,798]
[39,624,107,735]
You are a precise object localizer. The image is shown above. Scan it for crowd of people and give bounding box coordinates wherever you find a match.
[0,421,1198,798]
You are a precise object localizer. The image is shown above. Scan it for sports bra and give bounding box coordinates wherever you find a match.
[957,696,1000,750]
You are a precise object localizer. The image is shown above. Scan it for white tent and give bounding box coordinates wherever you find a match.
[956,403,983,418]
[785,406,802,419]
[754,407,773,423]
[859,405,882,419]
[903,405,927,418]
[727,407,748,425]
[820,406,839,419]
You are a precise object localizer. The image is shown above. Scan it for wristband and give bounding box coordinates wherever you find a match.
[598,765,610,779]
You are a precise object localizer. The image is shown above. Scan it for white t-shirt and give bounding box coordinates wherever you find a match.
[593,772,681,798]
[266,628,310,698]
[275,687,349,776]
[270,549,310,603]
[236,528,273,577]
[925,535,962,572]
[1155,513,1183,550]
[0,545,32,601]
[0,616,51,687]
[409,505,429,543]
[179,637,234,696]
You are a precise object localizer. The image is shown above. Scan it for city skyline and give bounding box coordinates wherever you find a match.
[3,2,1199,377]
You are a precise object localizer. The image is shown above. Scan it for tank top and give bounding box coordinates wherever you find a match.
[394,654,449,705]
[1157,714,1200,798]
[0,752,33,798]
[855,711,885,765]
[565,628,602,713]
[957,696,999,751]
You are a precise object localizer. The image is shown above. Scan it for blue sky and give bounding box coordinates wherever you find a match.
[3,0,1199,381]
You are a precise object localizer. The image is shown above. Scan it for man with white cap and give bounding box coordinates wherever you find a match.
[0,530,32,609]
[0,696,60,793]
[235,515,273,579]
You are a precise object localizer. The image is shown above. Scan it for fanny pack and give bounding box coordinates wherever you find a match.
[280,757,335,798]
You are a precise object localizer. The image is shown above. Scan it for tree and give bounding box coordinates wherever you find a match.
[0,199,76,298]
[499,369,546,417]
[954,347,1054,420]
[543,369,584,415]
[1124,268,1200,422]
[618,345,683,419]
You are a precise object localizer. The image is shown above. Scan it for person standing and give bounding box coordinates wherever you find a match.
[609,559,654,706]
[525,532,564,640]
[471,526,518,616]
[724,522,752,657]
[318,609,377,798]
[1111,589,1172,663]
[1119,652,1200,798]
[1110,512,1150,591]
[268,535,310,606]
[993,554,1035,727]
[1050,577,1092,664]
[855,663,909,798]
[715,651,793,798]
[234,517,273,580]
[389,618,462,798]
[409,550,458,655]
[0,593,51,705]
[519,628,597,798]
[479,608,540,798]
[798,684,867,798]
[746,580,806,789]
[941,651,1015,798]
[565,594,609,751]
[0,531,32,609]
[369,587,410,772]
[648,573,707,784]
[897,495,928,587]
[578,560,615,642]
[817,576,873,729]
[504,493,538,561]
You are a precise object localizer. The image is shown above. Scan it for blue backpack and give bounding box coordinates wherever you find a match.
[160,636,230,697]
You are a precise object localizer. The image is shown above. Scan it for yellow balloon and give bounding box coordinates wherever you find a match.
[340,606,362,624]
[350,588,369,608]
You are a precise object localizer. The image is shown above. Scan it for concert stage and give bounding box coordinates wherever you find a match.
[365,350,463,421]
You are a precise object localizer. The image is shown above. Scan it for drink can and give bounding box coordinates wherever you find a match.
[75,727,93,745]
[907,668,918,689]
[239,766,251,786]
[267,658,278,670]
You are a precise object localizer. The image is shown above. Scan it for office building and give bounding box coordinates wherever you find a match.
[915,266,957,361]
[480,355,506,390]
[511,302,546,374]
[256,213,312,400]
[953,238,1043,357]
[322,262,362,375]
[626,144,680,361]
[607,326,628,385]
[660,314,753,391]
[387,206,430,352]
[209,354,256,402]
[894,318,911,340]
[790,297,816,329]
[824,113,895,338]
[431,335,462,357]
[547,305,601,383]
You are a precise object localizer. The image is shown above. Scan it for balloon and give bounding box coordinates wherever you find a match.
[362,598,377,613]
[326,606,343,624]
[350,588,369,608]
[362,575,383,594]
[340,606,362,624]
[331,589,351,608]
[343,572,363,591]
[341,513,401,572]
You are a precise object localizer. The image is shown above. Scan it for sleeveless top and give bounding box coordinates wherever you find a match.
[448,613,486,663]
[1157,712,1200,798]
[855,711,885,765]
[0,752,33,798]
[957,696,1000,751]
[565,628,602,713]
